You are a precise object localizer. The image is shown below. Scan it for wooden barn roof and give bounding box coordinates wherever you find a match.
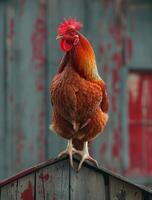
[0,156,152,199]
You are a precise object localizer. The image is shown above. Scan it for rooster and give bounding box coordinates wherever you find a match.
[50,18,109,170]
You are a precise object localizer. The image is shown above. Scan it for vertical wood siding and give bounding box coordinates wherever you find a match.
[124,1,152,180]
[0,2,6,179]
[0,158,152,200]
[127,72,152,176]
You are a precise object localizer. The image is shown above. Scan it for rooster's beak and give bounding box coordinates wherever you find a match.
[56,35,63,40]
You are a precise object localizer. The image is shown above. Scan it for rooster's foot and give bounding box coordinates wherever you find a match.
[57,139,78,168]
[77,142,99,171]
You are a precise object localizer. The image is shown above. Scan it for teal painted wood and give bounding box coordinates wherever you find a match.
[12,0,47,169]
[1,0,48,178]
[0,1,6,179]
[126,4,152,68]
[5,0,17,177]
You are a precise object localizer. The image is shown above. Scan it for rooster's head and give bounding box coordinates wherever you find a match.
[56,17,83,52]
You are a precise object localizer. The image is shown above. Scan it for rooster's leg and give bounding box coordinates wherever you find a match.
[57,139,78,167]
[77,142,99,171]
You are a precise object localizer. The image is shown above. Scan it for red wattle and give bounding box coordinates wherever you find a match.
[60,40,72,52]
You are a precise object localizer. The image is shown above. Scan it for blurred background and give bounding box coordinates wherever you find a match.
[0,0,152,187]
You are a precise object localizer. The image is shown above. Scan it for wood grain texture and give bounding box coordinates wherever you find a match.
[0,158,152,199]
[17,173,35,200]
[11,0,47,170]
[2,0,47,178]
[70,161,106,200]
[109,176,143,200]
[0,181,17,200]
[36,159,69,200]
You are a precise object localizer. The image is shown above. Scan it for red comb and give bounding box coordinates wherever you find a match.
[58,17,83,35]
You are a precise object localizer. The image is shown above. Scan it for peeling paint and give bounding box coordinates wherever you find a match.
[128,74,140,102]
[21,181,33,200]
[31,2,48,68]
[39,173,49,181]
[128,72,152,175]
[6,9,15,61]
[7,17,15,45]
[109,25,123,45]
[30,1,47,163]
[99,143,107,156]
[35,78,45,92]
[112,52,123,69]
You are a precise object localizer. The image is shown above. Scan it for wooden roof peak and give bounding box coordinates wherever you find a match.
[0,156,152,199]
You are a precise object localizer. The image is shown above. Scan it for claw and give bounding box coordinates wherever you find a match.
[78,155,99,171]
[77,142,99,171]
[57,139,77,168]
[69,153,73,167]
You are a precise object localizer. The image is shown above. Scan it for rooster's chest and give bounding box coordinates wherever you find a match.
[52,70,102,122]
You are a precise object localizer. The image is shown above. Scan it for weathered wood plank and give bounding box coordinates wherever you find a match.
[0,157,152,199]
[109,176,143,200]
[12,0,47,170]
[0,181,17,200]
[36,159,69,200]
[5,0,17,178]
[127,5,152,68]
[70,161,106,200]
[4,0,47,178]
[0,1,6,179]
[17,173,35,200]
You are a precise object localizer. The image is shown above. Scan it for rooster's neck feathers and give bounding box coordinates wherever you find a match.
[71,33,101,80]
